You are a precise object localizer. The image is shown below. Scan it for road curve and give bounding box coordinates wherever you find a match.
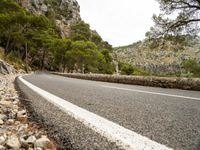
[16,73,200,150]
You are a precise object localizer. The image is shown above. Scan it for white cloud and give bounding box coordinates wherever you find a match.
[76,0,160,47]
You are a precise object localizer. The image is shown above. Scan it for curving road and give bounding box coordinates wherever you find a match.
[16,73,200,150]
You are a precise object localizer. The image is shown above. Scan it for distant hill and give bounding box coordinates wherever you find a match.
[114,36,200,75]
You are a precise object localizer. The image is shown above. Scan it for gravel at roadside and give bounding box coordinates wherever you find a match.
[0,75,56,150]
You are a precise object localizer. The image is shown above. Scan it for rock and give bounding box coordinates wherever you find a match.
[21,135,36,147]
[6,119,14,125]
[6,134,21,150]
[26,135,37,144]
[18,69,26,74]
[9,96,18,101]
[14,121,20,125]
[0,114,7,121]
[34,136,52,149]
[34,148,42,150]
[17,110,26,116]
[13,100,19,105]
[0,119,4,125]
[8,110,17,119]
[0,135,6,145]
[0,100,12,107]
[41,4,48,12]
[0,59,16,75]
[0,145,5,150]
[17,110,27,122]
[18,124,28,132]
[17,0,80,37]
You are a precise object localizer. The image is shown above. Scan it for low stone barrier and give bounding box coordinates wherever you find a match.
[52,73,200,91]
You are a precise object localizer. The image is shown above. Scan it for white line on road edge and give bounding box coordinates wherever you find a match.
[102,85,200,101]
[19,76,173,150]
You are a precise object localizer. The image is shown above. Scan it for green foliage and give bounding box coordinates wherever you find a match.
[70,21,91,41]
[44,0,75,20]
[181,59,200,77]
[70,21,113,51]
[119,63,134,75]
[148,0,200,39]
[132,67,149,76]
[0,0,114,74]
[97,49,115,74]
[6,51,26,70]
[119,62,149,76]
[68,21,115,73]
[67,41,99,73]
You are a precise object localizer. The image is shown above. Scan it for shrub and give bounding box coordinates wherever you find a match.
[182,59,200,77]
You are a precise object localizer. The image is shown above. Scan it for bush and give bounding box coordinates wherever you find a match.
[119,62,149,76]
[182,59,200,77]
[133,67,149,76]
[119,63,134,75]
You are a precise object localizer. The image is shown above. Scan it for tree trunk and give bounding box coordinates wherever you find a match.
[25,42,28,73]
[41,49,46,70]
[5,34,11,54]
[62,63,66,73]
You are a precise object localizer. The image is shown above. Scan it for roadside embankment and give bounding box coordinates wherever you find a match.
[52,73,200,91]
[0,74,56,150]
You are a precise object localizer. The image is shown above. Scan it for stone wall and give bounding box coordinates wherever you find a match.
[52,73,200,91]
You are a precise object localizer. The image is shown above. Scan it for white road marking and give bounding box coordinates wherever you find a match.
[102,85,200,100]
[19,76,172,150]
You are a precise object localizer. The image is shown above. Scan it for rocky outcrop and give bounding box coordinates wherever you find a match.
[53,73,200,91]
[16,0,81,37]
[0,59,17,75]
[114,39,200,74]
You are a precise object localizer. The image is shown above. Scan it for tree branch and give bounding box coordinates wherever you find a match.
[170,0,200,10]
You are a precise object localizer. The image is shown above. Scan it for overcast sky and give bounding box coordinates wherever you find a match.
[76,0,160,47]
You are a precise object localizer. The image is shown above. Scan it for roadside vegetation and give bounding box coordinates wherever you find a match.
[0,0,115,74]
[118,62,149,76]
[115,0,200,78]
[146,0,200,78]
[0,0,200,78]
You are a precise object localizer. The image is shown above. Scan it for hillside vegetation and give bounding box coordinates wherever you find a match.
[0,0,115,74]
[114,36,200,77]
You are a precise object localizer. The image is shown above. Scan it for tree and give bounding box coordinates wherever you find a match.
[96,49,115,74]
[0,0,26,53]
[68,41,99,73]
[70,21,91,41]
[147,0,200,38]
[51,38,72,72]
[31,28,58,69]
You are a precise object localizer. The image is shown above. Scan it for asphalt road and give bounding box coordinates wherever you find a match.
[17,73,200,150]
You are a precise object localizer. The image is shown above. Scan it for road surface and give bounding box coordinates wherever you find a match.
[16,73,200,150]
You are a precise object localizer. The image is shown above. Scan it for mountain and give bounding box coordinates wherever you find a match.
[114,36,200,75]
[16,0,81,37]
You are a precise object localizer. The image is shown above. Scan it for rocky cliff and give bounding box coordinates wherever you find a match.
[114,38,200,75]
[16,0,81,37]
